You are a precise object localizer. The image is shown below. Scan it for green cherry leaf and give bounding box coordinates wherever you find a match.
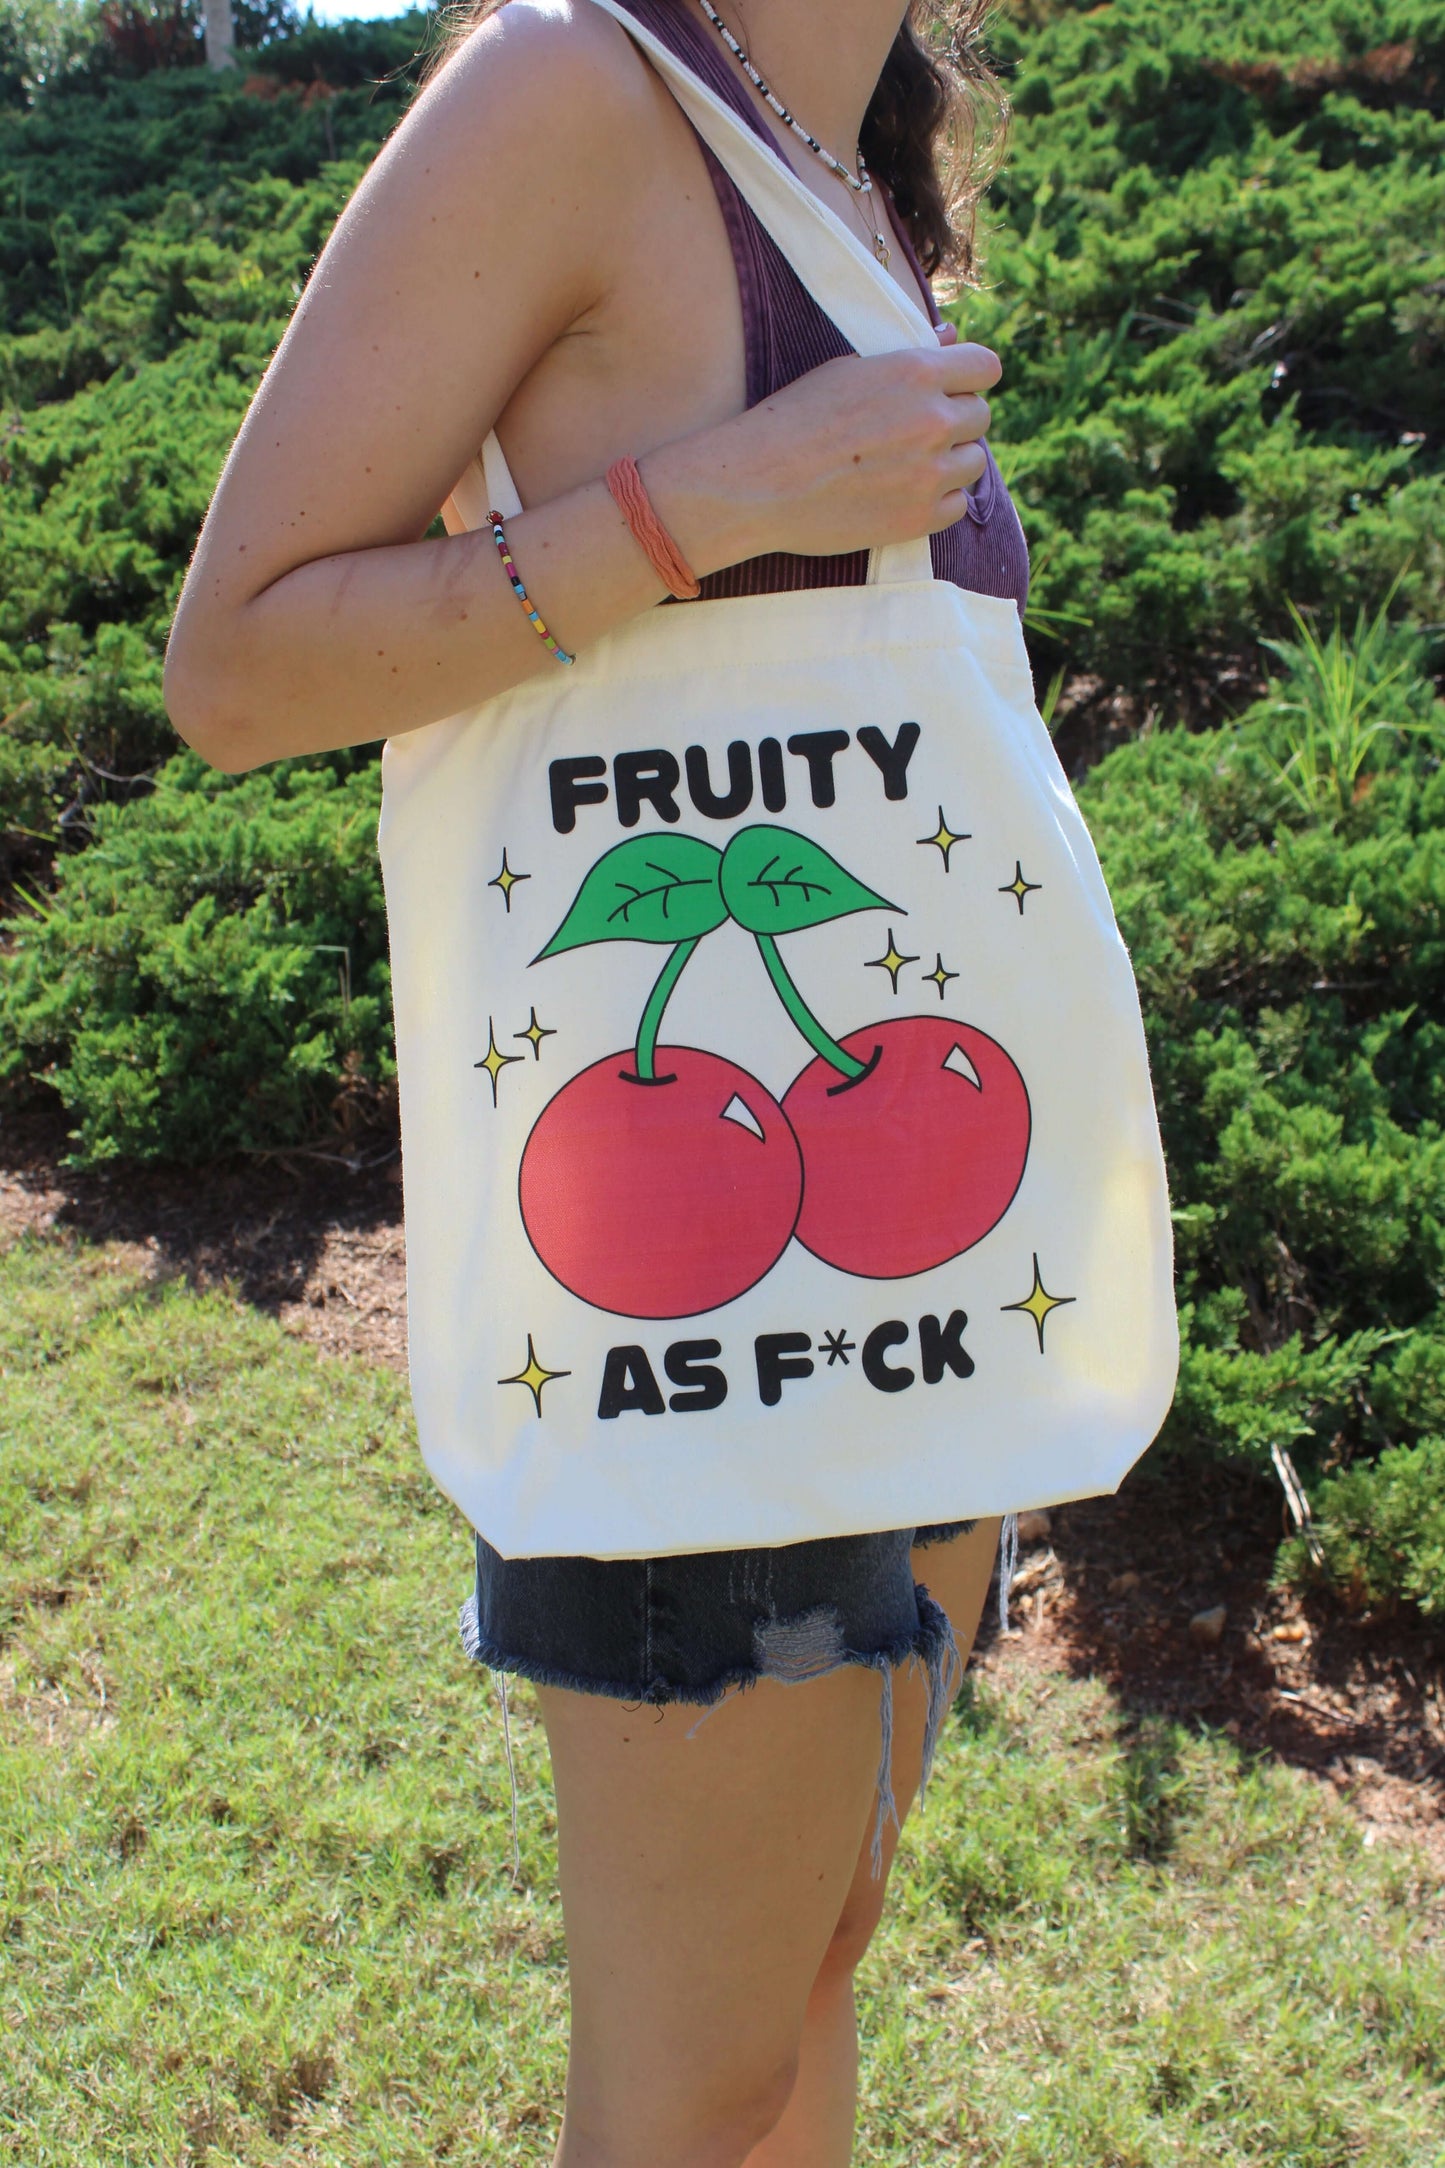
[719,824,898,935]
[534,834,726,960]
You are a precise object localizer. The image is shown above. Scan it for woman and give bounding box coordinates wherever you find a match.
[165,2,1024,2159]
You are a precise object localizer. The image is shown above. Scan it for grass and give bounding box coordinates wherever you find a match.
[1,1228,1442,2165]
[1260,575,1439,824]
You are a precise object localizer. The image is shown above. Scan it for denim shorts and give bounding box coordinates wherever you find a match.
[459,1517,1007,1880]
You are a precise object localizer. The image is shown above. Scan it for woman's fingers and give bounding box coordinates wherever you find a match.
[953,441,989,488]
[927,344,999,462]
[945,391,992,447]
[712,340,1003,560]
[938,441,989,513]
[935,339,1002,394]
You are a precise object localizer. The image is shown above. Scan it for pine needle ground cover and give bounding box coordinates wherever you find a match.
[2,1230,1442,2166]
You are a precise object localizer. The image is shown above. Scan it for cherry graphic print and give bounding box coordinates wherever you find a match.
[783,1016,1030,1279]
[514,818,1031,1316]
[519,1047,802,1318]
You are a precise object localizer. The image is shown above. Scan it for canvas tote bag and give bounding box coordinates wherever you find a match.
[377,0,1180,1560]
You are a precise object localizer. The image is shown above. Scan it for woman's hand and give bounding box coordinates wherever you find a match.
[746,334,999,556]
[641,331,1000,568]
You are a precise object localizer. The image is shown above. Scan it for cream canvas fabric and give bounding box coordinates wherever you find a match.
[376,0,1180,1560]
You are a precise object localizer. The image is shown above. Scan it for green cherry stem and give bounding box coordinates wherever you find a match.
[754,933,865,1081]
[635,936,701,1080]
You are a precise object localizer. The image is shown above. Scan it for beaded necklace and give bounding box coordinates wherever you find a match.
[693,0,892,265]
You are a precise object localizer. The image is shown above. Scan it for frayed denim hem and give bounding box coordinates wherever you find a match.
[912,1517,979,1549]
[459,1580,963,1888]
[996,1512,1020,1635]
[858,1584,963,1879]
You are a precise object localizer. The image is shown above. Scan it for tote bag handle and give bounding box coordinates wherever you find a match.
[587,0,939,586]
[587,0,936,358]
[458,0,939,585]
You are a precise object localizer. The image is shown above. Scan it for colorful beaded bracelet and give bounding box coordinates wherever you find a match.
[488,510,574,666]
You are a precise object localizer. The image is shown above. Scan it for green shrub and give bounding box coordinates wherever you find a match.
[242,4,437,89]
[0,0,414,107]
[0,748,394,1163]
[962,0,1445,711]
[1281,1436,1445,1617]
[1078,666,1445,1616]
[0,0,107,107]
[0,142,435,882]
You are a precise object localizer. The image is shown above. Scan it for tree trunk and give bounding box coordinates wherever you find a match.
[203,0,236,70]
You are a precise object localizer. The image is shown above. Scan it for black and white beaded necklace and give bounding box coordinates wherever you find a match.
[693,0,892,265]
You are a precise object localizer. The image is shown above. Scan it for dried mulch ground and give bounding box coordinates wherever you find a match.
[969,1482,1445,1867]
[0,1107,409,1370]
[4,1103,1442,1862]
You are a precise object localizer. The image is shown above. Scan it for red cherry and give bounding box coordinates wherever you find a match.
[782,1016,1030,1279]
[519,1046,803,1318]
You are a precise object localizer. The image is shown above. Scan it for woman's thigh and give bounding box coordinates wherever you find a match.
[536,1658,888,2163]
[822,1517,1003,1972]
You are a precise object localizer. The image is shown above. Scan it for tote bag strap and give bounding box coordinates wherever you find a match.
[459,0,937,586]
[588,0,935,357]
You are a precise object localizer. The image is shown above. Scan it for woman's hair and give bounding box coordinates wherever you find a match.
[416,2,1007,281]
[861,2,1007,280]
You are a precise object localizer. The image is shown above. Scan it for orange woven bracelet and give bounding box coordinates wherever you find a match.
[605,456,702,600]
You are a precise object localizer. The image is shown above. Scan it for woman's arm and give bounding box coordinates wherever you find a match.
[163,1,999,777]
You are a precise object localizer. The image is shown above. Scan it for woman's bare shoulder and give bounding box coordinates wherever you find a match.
[366,2,665,378]
[425,0,663,155]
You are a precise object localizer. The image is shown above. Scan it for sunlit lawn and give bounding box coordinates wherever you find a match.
[2,1229,1442,2164]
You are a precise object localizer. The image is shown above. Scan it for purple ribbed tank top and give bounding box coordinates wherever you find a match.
[622,0,1030,613]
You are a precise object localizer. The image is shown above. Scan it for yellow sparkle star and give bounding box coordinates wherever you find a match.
[917,805,971,871]
[865,927,920,994]
[498,1333,571,1415]
[488,848,530,913]
[999,860,1043,914]
[925,951,959,1001]
[474,1016,523,1105]
[1001,1253,1076,1352]
[514,1006,557,1061]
